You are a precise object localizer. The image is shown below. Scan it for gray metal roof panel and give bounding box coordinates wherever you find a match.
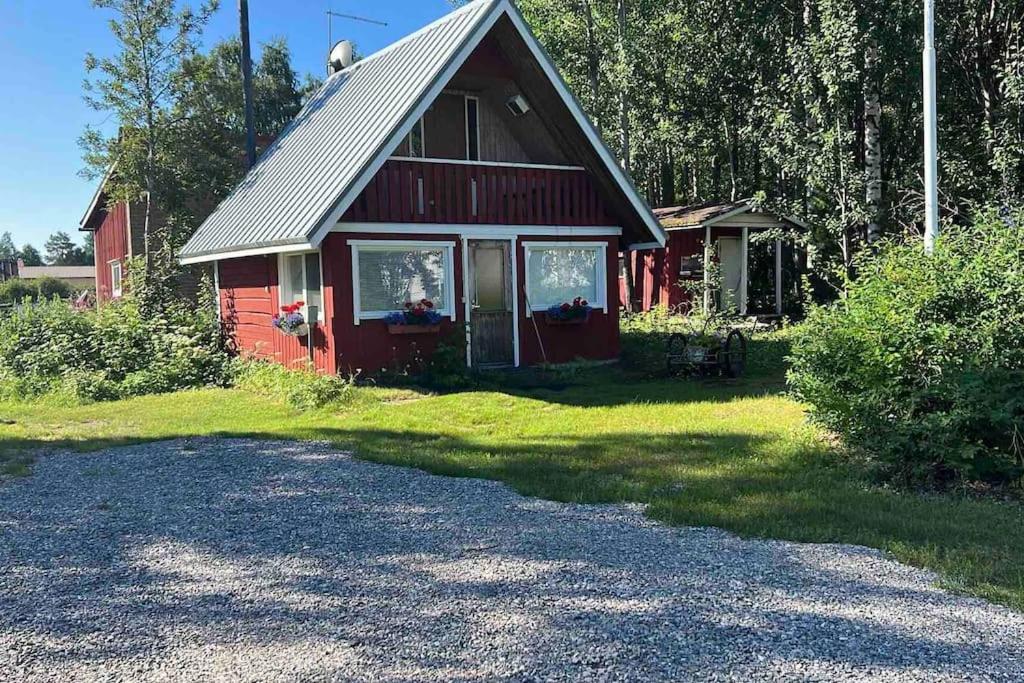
[180,0,497,259]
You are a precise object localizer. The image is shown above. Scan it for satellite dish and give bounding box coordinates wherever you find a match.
[328,40,354,74]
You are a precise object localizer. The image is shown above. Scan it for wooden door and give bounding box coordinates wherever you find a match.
[469,240,514,367]
[718,237,743,312]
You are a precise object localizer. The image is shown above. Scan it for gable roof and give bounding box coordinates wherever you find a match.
[18,266,95,281]
[654,200,808,230]
[179,0,664,264]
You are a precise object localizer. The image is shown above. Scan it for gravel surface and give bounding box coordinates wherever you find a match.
[1,438,1023,682]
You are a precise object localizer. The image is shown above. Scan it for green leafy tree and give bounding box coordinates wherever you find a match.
[18,244,43,266]
[0,232,17,260]
[80,0,218,272]
[44,232,88,266]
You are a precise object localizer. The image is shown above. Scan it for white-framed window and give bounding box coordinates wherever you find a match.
[523,242,608,315]
[278,251,324,322]
[407,118,425,158]
[465,96,480,161]
[350,240,456,324]
[109,260,123,298]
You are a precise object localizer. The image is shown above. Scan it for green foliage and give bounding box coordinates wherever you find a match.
[0,279,42,305]
[0,295,230,404]
[789,206,1024,488]
[231,359,356,410]
[43,231,91,266]
[36,277,76,301]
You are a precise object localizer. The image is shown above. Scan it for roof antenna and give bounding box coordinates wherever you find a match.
[327,8,388,76]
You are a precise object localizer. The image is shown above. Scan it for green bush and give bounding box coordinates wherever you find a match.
[0,279,39,304]
[788,206,1024,488]
[36,277,76,301]
[231,359,356,410]
[0,296,230,403]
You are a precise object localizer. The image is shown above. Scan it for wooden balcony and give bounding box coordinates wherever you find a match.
[341,158,615,226]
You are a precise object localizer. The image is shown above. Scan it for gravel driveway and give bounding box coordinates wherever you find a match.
[1,439,1022,682]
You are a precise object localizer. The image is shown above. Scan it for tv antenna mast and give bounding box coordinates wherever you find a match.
[327,8,388,75]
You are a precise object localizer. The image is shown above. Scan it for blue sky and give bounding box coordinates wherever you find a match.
[0,0,452,251]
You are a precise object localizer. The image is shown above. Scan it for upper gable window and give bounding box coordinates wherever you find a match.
[465,96,479,161]
[407,118,425,158]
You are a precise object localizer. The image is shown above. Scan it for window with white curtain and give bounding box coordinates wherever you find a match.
[524,243,607,312]
[279,252,324,321]
[351,241,455,322]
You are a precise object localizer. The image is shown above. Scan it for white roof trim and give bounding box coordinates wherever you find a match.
[500,2,665,247]
[79,163,116,229]
[179,240,315,265]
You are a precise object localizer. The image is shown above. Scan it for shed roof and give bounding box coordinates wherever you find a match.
[654,200,808,230]
[179,0,664,264]
[18,266,95,280]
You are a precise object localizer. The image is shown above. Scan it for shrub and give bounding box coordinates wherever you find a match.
[0,279,39,304]
[231,359,356,410]
[36,277,76,301]
[788,206,1024,488]
[0,296,230,403]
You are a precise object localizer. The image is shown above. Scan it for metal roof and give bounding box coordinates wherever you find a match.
[180,0,664,263]
[18,266,95,280]
[655,200,809,230]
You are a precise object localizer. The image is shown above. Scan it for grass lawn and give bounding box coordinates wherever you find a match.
[1,340,1022,612]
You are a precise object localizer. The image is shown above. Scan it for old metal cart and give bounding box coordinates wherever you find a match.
[666,329,747,377]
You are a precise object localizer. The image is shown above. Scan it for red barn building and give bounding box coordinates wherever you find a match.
[179,0,665,374]
[78,168,139,303]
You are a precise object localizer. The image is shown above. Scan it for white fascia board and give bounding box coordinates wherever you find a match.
[500,1,666,248]
[178,241,315,265]
[626,241,663,251]
[307,0,505,249]
[334,223,622,238]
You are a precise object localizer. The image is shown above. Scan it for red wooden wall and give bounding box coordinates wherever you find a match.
[218,255,336,374]
[218,233,621,374]
[93,202,129,303]
[622,229,706,313]
[341,160,615,227]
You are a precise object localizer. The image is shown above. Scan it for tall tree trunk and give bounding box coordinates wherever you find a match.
[580,0,602,134]
[864,37,883,243]
[616,0,631,171]
[660,144,675,207]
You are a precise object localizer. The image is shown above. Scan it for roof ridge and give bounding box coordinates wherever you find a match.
[333,0,500,78]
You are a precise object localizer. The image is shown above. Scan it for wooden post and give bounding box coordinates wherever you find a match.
[739,227,749,316]
[703,225,712,314]
[775,238,783,315]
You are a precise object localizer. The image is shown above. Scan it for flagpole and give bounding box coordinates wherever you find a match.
[922,0,939,253]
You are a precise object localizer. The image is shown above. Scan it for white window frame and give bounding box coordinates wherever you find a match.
[277,250,325,322]
[109,260,123,298]
[349,239,456,325]
[464,95,480,162]
[522,241,608,317]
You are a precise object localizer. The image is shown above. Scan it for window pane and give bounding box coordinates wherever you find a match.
[284,254,304,304]
[409,119,424,158]
[466,98,479,161]
[359,248,446,313]
[304,252,322,317]
[528,248,598,307]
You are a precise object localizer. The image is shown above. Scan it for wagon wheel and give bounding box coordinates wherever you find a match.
[666,333,689,374]
[720,329,747,378]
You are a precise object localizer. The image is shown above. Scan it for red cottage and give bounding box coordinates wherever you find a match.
[623,200,806,317]
[179,0,665,374]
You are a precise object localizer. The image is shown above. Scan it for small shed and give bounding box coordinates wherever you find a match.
[622,200,805,316]
[17,265,96,291]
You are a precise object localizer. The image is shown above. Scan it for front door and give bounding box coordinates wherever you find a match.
[468,240,514,367]
[717,237,743,312]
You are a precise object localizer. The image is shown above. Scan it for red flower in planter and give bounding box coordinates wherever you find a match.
[561,303,571,312]
[421,299,434,309]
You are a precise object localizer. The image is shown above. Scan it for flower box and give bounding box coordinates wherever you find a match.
[387,323,441,335]
[281,323,310,337]
[545,312,591,326]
